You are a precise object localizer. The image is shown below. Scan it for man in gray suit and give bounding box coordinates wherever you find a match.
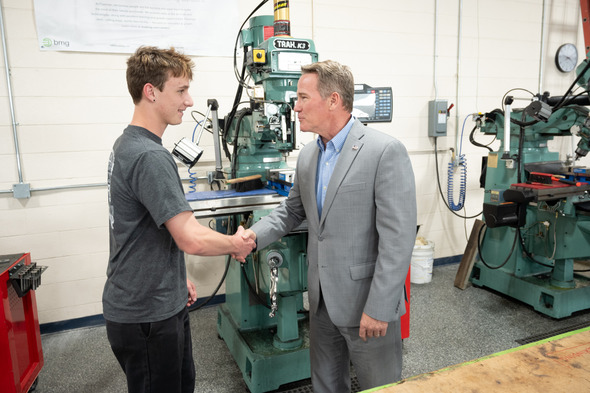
[244,60,417,393]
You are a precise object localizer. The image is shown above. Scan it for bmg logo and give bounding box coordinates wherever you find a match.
[41,37,70,48]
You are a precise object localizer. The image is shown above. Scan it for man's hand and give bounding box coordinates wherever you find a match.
[186,279,197,307]
[231,226,256,262]
[359,312,388,342]
[243,228,257,242]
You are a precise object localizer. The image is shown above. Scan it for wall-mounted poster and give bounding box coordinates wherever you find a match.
[33,0,239,56]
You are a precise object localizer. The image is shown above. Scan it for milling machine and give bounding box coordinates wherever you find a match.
[186,2,318,392]
[471,55,590,318]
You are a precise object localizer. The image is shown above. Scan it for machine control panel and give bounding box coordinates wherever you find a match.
[353,84,393,123]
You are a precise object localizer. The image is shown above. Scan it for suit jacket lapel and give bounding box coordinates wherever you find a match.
[319,121,365,227]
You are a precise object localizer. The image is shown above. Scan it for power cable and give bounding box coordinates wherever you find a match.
[190,216,236,311]
[476,222,517,270]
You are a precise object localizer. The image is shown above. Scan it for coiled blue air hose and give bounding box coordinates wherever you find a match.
[447,154,466,211]
[447,114,469,211]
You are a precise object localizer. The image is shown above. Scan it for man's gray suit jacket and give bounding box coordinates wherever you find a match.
[251,119,417,327]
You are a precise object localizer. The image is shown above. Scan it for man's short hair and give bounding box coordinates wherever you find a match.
[126,46,194,104]
[301,60,354,112]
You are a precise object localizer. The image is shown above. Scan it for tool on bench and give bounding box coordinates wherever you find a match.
[226,174,264,192]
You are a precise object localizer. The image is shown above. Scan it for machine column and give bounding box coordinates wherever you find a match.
[551,258,576,288]
[274,295,302,349]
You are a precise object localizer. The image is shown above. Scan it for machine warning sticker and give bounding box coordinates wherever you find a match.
[273,39,310,51]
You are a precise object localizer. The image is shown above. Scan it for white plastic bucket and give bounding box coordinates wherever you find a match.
[410,241,434,284]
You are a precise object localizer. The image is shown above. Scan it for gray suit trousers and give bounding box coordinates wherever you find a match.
[310,295,403,393]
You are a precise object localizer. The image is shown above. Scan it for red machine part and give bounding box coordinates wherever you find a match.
[401,268,410,340]
[581,0,590,54]
[0,253,44,393]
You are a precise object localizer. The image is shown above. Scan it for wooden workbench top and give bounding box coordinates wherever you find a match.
[368,327,590,392]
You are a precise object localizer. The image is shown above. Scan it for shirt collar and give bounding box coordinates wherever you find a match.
[126,124,162,145]
[316,115,355,152]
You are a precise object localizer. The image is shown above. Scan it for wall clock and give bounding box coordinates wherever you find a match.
[555,43,578,73]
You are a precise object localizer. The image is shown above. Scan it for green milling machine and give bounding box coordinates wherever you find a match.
[471,53,590,319]
[187,2,318,392]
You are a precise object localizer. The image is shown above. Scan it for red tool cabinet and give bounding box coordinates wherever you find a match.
[1,253,46,393]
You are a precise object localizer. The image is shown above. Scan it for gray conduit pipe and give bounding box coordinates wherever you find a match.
[538,0,548,94]
[454,0,463,155]
[1,0,24,184]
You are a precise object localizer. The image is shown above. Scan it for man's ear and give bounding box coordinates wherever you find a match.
[328,91,340,110]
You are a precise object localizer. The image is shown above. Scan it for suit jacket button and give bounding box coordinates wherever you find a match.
[318,236,323,241]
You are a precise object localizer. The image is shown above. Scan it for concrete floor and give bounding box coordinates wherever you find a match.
[33,263,590,393]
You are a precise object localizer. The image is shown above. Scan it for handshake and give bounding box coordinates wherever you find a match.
[231,226,257,262]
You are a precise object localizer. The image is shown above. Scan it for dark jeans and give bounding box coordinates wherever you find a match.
[106,308,195,393]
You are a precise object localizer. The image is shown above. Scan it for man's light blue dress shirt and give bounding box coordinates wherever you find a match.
[316,116,355,217]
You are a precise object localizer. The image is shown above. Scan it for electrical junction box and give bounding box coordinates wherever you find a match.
[428,99,448,137]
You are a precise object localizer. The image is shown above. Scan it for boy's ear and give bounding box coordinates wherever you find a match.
[143,83,156,102]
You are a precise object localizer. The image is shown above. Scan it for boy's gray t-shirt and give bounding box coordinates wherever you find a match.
[103,125,192,323]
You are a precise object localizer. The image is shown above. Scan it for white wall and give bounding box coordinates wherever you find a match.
[1,0,586,324]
